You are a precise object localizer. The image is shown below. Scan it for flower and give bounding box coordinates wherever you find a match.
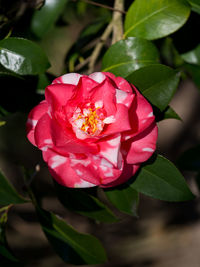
[26,72,157,188]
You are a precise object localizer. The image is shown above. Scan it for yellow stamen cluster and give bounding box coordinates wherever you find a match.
[79,108,100,134]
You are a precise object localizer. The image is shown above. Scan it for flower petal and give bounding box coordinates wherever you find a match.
[90,78,117,116]
[101,163,140,188]
[52,73,83,85]
[34,113,53,150]
[45,83,76,110]
[26,100,48,146]
[42,149,96,188]
[98,134,122,168]
[50,117,98,154]
[103,104,131,136]
[89,72,106,83]
[125,123,158,164]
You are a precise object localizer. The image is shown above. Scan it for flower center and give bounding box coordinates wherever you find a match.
[71,102,106,136]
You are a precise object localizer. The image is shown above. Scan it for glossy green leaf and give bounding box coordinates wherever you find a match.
[54,182,118,223]
[37,208,107,265]
[177,145,200,171]
[0,170,27,206]
[102,37,159,78]
[181,45,200,65]
[31,0,69,38]
[0,37,50,75]
[124,0,190,40]
[132,154,195,201]
[163,106,181,120]
[127,64,180,111]
[104,186,139,217]
[187,0,200,14]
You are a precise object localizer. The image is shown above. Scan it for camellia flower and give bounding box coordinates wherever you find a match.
[26,72,158,188]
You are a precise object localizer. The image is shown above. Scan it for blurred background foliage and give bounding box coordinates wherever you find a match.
[0,0,200,266]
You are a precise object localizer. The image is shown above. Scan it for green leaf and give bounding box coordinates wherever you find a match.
[54,182,118,223]
[36,73,50,94]
[0,37,50,75]
[184,63,200,89]
[132,154,195,201]
[0,170,27,206]
[37,207,107,265]
[181,45,200,65]
[163,106,181,120]
[0,207,22,264]
[124,0,191,40]
[31,0,69,38]
[102,37,159,78]
[127,64,180,111]
[177,145,200,171]
[104,186,139,217]
[187,0,200,14]
[160,37,184,67]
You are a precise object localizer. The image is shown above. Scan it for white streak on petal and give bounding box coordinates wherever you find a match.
[142,147,154,152]
[104,170,114,177]
[51,155,66,169]
[147,112,153,118]
[124,135,132,141]
[74,179,96,188]
[61,73,82,85]
[100,148,118,166]
[41,146,48,151]
[115,89,128,104]
[89,72,106,83]
[95,100,103,109]
[47,107,52,118]
[76,169,83,176]
[44,139,52,144]
[75,128,88,140]
[107,135,120,146]
[71,159,91,167]
[101,158,113,168]
[27,118,37,127]
[100,165,107,171]
[103,115,115,124]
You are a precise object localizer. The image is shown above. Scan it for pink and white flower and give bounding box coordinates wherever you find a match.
[26,72,158,188]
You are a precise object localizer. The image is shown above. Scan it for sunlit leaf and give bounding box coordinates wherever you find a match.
[102,37,159,78]
[0,38,50,75]
[124,0,191,40]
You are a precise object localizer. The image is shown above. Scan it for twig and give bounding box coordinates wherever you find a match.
[88,21,113,73]
[112,0,124,44]
[74,56,91,72]
[72,0,126,14]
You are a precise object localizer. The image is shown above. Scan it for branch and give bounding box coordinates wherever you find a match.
[112,0,124,44]
[88,21,113,73]
[73,0,126,14]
